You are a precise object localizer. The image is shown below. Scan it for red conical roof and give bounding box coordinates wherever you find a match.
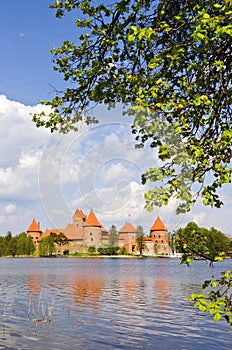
[73,209,86,220]
[84,210,102,227]
[79,210,86,219]
[119,222,137,233]
[150,216,167,231]
[27,219,42,233]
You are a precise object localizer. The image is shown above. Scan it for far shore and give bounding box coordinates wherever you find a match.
[0,254,175,259]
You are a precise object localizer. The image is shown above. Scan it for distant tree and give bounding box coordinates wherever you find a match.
[4,231,16,256]
[97,243,110,255]
[207,227,232,260]
[176,222,231,263]
[119,246,127,255]
[108,225,118,248]
[97,243,119,256]
[0,236,6,256]
[38,236,56,257]
[88,245,96,255]
[5,231,12,242]
[136,225,147,256]
[25,236,36,255]
[50,232,69,253]
[16,232,36,256]
[177,222,232,328]
[168,232,177,255]
[7,236,18,257]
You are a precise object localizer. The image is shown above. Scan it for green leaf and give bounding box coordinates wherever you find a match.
[213,313,222,322]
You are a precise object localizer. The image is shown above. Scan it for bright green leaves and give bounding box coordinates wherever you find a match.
[128,25,156,43]
[34,0,232,212]
[193,95,212,106]
[176,223,232,329]
[189,270,232,328]
[129,0,232,213]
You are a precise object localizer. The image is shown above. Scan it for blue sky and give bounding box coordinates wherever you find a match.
[0,1,231,236]
[0,0,77,105]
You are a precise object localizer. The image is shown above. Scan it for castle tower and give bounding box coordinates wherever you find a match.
[83,210,102,247]
[27,219,42,244]
[150,217,171,255]
[119,222,137,253]
[72,209,86,227]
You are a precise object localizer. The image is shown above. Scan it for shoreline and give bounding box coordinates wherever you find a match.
[0,254,177,259]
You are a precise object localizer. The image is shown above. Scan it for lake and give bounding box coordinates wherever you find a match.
[0,257,231,350]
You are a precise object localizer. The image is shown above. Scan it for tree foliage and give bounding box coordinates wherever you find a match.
[33,0,232,327]
[189,270,232,329]
[87,245,96,255]
[38,236,56,257]
[176,222,232,263]
[0,231,36,256]
[33,0,232,213]
[136,225,146,255]
[16,232,36,256]
[50,231,69,252]
[108,224,119,247]
[97,243,119,255]
[176,222,232,328]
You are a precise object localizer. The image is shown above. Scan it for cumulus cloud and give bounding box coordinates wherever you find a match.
[0,94,49,167]
[0,95,51,232]
[0,95,231,236]
[4,203,16,214]
[0,150,42,201]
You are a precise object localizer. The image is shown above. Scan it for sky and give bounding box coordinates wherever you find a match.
[0,1,231,237]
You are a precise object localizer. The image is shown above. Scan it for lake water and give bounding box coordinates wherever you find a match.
[0,257,231,350]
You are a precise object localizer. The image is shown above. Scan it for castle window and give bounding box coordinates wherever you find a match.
[91,238,93,241]
[158,235,161,238]
[161,240,163,243]
[90,232,92,236]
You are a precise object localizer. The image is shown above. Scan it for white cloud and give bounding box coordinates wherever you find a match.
[0,149,42,201]
[0,95,52,232]
[192,212,207,226]
[0,94,50,167]
[0,95,231,236]
[4,203,16,214]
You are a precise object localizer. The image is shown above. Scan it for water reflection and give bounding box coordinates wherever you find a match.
[27,274,41,298]
[0,258,231,350]
[154,279,170,308]
[70,274,104,314]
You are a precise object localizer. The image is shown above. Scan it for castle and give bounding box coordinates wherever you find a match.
[26,209,172,256]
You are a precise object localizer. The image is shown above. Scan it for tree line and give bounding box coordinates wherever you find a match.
[0,231,36,257]
[172,222,232,262]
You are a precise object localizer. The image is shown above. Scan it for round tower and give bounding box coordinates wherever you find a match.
[83,210,102,247]
[27,219,42,244]
[150,217,171,255]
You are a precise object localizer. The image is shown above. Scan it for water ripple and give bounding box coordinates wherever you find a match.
[0,258,231,349]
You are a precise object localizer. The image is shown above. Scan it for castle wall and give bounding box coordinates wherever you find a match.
[151,230,169,245]
[83,226,102,247]
[60,241,88,254]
